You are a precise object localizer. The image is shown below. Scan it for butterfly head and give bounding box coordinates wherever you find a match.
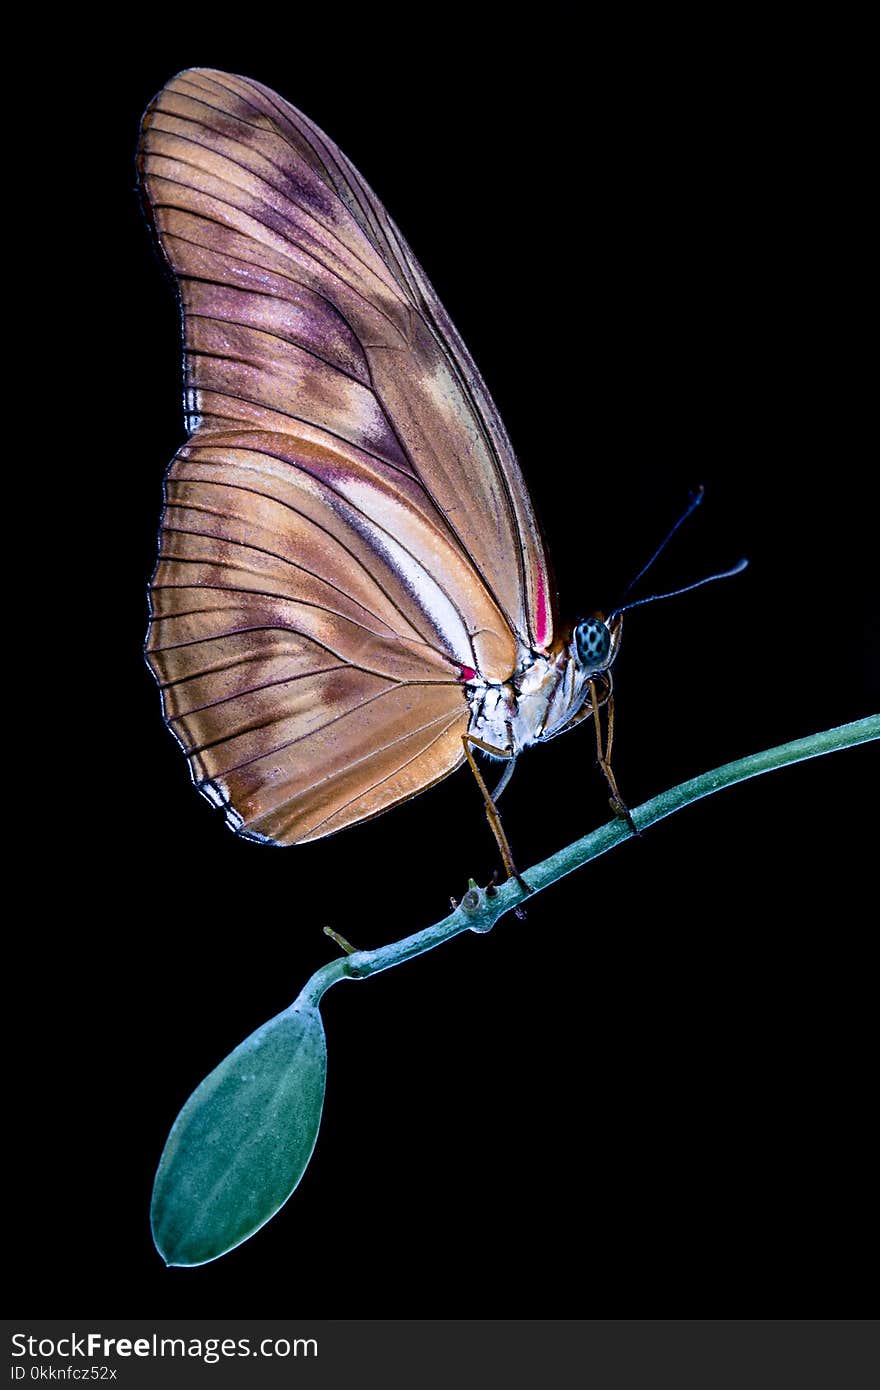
[572,613,621,676]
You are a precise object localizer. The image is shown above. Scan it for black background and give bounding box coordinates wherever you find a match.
[18,21,876,1317]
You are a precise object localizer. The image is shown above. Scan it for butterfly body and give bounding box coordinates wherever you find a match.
[466,616,622,758]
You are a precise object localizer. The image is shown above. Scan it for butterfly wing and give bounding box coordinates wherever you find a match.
[139,68,553,843]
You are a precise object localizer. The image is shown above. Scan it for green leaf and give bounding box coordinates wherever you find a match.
[151,999,327,1266]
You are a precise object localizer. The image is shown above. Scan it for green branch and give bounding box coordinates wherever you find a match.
[150,715,878,1267]
[301,714,879,1001]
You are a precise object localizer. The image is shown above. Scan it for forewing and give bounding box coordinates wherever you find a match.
[140,67,553,654]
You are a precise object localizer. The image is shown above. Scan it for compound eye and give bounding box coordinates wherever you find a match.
[574,617,611,668]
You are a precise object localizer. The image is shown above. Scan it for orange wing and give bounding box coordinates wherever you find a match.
[139,68,552,843]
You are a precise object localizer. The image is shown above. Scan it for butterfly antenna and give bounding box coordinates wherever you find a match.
[610,558,748,618]
[621,485,705,599]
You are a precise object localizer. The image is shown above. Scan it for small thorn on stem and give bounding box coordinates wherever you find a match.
[323,925,358,955]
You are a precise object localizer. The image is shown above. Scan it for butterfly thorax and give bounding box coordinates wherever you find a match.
[465,618,621,757]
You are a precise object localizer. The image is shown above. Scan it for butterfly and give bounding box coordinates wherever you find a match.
[138,68,630,877]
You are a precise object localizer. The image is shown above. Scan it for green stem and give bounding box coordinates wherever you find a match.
[299,715,878,1008]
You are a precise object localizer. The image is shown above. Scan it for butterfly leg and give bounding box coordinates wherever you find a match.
[588,676,638,833]
[461,734,532,898]
[490,751,518,802]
